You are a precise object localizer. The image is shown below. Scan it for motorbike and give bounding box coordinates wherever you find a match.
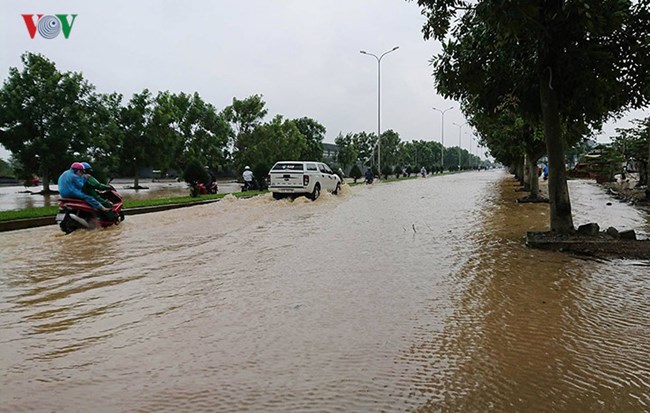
[364,176,374,184]
[190,181,218,196]
[198,181,218,194]
[56,187,125,234]
[241,179,259,191]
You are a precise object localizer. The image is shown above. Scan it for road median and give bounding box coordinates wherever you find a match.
[0,198,224,233]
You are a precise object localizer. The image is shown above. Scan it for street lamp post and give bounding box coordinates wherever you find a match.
[432,106,453,171]
[453,122,466,170]
[360,46,399,177]
[466,131,473,169]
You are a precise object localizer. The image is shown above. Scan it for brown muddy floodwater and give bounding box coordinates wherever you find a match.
[1,170,649,412]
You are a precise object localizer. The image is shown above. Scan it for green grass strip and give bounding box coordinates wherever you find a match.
[0,190,267,222]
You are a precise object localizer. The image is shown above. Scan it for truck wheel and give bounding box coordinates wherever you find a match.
[310,184,321,201]
[272,192,284,200]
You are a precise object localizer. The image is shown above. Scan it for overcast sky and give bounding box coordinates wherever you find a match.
[1,0,647,162]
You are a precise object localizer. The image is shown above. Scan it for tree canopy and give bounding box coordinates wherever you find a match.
[414,0,650,233]
[0,53,98,192]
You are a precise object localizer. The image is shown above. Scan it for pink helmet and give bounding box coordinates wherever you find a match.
[71,162,85,171]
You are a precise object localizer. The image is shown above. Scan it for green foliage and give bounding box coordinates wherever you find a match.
[86,92,124,179]
[379,129,401,168]
[416,0,650,232]
[334,132,359,172]
[117,89,159,184]
[222,94,268,141]
[234,115,308,172]
[612,116,650,188]
[183,159,210,186]
[349,164,362,182]
[381,164,392,180]
[0,158,14,177]
[0,52,99,190]
[163,91,231,173]
[398,140,442,173]
[352,132,376,165]
[293,117,325,161]
[252,163,270,190]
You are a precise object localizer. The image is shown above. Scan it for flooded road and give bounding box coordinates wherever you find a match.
[1,170,649,412]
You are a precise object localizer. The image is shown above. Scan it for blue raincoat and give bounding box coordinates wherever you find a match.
[57,168,103,210]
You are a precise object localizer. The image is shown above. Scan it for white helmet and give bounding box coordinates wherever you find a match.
[244,166,250,170]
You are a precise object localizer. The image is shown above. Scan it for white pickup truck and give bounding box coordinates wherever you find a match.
[268,161,342,200]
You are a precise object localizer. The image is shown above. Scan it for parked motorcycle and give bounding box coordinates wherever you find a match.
[56,187,125,234]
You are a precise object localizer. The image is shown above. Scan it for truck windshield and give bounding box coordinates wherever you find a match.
[272,163,304,171]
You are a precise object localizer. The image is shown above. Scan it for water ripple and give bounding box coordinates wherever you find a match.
[1,172,649,412]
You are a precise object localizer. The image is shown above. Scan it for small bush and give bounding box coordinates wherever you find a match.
[183,159,210,197]
[381,165,393,180]
[349,164,362,183]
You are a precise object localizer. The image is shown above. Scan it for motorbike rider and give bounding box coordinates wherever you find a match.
[364,167,374,184]
[242,165,255,190]
[81,162,113,209]
[58,162,111,215]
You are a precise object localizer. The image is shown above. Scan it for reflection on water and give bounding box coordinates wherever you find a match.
[1,171,649,412]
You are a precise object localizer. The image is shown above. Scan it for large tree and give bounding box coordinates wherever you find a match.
[613,116,650,198]
[415,0,650,234]
[159,91,230,174]
[117,90,164,189]
[223,94,268,171]
[234,115,307,173]
[352,131,376,167]
[223,94,267,143]
[85,92,124,181]
[334,132,359,173]
[293,117,325,161]
[0,52,98,193]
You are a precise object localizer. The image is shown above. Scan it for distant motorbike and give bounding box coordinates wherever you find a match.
[364,176,374,184]
[241,179,259,191]
[191,181,218,196]
[56,187,124,234]
[198,181,218,194]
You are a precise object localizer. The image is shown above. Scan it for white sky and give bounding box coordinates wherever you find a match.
[1,0,647,162]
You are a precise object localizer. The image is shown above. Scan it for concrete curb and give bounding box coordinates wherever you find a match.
[0,199,220,233]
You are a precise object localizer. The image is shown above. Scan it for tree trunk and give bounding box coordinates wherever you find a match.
[42,169,51,193]
[526,152,540,198]
[514,156,525,185]
[523,155,531,191]
[647,137,650,201]
[134,165,140,190]
[540,71,574,233]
